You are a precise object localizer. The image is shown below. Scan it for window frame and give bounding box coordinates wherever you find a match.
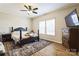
[38,18,56,36]
[45,19,55,36]
[39,20,46,34]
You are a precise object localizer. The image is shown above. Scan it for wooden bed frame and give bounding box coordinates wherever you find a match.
[11,27,39,46]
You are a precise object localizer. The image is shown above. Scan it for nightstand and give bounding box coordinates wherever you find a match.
[2,33,12,42]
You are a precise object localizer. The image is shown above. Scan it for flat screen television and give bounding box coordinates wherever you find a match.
[65,9,79,27]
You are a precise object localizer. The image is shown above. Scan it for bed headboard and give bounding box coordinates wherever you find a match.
[11,27,27,32]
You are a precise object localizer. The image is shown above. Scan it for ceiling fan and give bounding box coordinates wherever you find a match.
[20,4,38,15]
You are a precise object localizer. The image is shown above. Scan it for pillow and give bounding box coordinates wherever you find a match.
[25,33,29,36]
[12,31,20,35]
[22,31,28,35]
[29,32,38,37]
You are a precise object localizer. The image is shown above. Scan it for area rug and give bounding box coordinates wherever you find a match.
[8,39,51,56]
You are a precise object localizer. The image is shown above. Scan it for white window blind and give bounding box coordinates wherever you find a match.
[39,18,55,36]
[39,21,45,34]
[46,19,55,35]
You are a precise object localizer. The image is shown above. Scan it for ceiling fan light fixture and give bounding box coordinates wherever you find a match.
[27,11,33,15]
[20,4,38,15]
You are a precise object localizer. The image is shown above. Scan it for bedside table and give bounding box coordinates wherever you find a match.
[2,33,12,42]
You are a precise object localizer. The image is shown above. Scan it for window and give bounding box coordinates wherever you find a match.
[39,19,55,36]
[46,19,55,35]
[39,21,45,34]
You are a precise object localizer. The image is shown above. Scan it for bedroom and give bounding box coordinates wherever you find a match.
[0,3,79,56]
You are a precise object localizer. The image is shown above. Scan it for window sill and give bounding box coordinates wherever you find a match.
[39,33,55,36]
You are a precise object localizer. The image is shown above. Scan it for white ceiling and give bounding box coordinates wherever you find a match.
[0,3,77,18]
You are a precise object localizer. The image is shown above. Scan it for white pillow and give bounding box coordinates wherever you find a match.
[12,31,20,35]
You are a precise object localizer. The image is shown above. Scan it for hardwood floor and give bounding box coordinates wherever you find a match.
[32,43,55,56]
[3,41,78,56]
[32,42,77,56]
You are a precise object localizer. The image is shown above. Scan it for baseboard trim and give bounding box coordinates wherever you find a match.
[41,38,62,44]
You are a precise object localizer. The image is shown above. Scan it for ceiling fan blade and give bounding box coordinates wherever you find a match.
[29,6,32,10]
[32,11,38,14]
[24,5,28,9]
[20,10,27,11]
[33,8,38,10]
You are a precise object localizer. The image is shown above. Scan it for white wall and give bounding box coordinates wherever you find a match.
[32,4,79,44]
[0,12,32,33]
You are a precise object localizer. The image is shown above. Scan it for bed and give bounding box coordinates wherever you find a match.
[11,27,39,46]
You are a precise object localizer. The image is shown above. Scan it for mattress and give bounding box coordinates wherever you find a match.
[11,31,38,44]
[11,31,30,44]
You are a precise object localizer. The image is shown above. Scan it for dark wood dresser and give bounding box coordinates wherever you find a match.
[62,27,79,54]
[69,27,79,53]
